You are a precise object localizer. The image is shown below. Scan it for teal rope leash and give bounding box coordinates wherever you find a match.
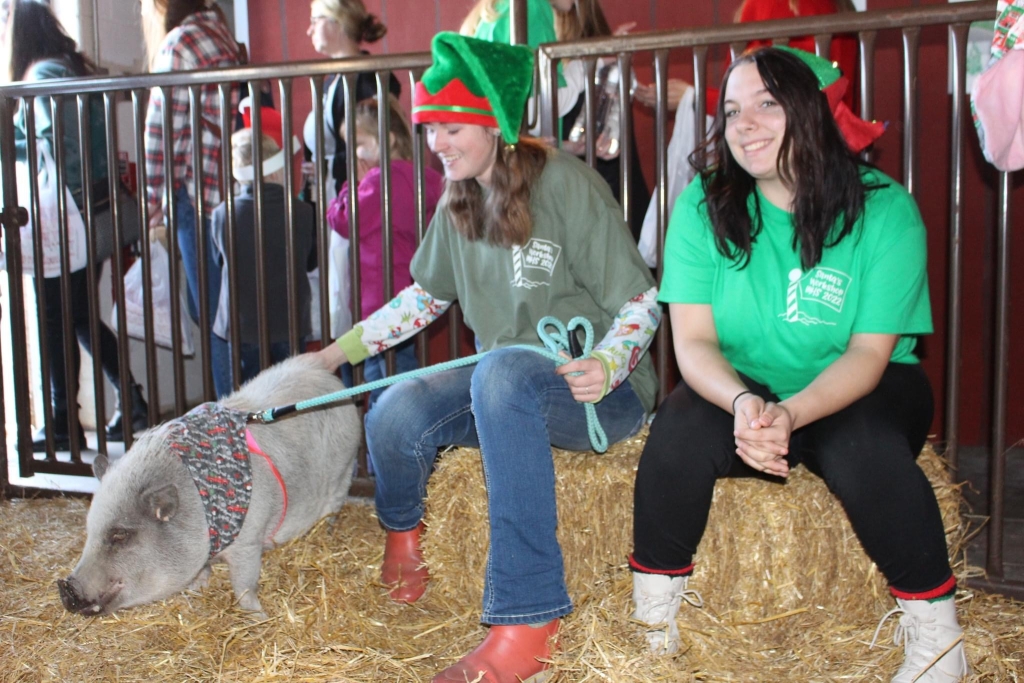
[248,316,609,453]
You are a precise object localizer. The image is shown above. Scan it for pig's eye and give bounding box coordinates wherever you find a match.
[106,528,135,547]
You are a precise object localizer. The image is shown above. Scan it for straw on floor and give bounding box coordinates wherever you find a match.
[1,431,1021,682]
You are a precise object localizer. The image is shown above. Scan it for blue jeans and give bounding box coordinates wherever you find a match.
[365,347,647,625]
[173,186,232,398]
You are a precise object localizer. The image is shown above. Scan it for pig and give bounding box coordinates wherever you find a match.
[57,355,361,619]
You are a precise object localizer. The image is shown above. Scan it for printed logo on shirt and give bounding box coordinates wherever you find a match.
[511,239,562,289]
[778,267,852,326]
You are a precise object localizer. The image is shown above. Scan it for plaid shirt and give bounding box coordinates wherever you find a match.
[144,10,239,220]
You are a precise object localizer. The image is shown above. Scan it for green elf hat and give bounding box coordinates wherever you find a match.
[774,45,886,153]
[413,32,535,145]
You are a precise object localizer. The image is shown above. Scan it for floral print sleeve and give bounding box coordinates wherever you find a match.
[336,284,451,365]
[590,286,661,400]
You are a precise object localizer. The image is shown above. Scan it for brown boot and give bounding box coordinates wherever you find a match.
[380,522,428,603]
[432,619,559,683]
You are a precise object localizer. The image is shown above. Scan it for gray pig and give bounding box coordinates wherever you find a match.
[57,355,360,619]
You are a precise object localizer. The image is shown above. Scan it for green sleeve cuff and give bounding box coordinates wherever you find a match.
[337,328,369,365]
[590,350,614,401]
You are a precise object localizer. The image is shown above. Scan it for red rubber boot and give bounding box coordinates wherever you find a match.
[380,522,428,603]
[432,619,560,683]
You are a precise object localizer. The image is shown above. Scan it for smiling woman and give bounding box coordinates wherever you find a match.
[312,32,662,683]
[630,47,969,683]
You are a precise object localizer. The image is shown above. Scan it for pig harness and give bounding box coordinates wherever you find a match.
[167,402,287,558]
[251,316,611,453]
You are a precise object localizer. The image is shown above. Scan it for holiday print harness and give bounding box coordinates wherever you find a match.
[167,403,287,559]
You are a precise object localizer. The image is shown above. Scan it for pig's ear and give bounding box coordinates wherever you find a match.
[143,484,179,522]
[93,454,109,481]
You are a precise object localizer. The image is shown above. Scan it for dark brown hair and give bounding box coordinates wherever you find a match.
[7,1,95,82]
[692,47,871,270]
[554,0,612,41]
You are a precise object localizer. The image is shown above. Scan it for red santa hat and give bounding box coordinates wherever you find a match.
[233,97,302,182]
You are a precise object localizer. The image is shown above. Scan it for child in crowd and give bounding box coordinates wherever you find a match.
[211,107,317,386]
[326,96,444,408]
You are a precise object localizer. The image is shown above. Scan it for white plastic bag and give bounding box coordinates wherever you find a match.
[112,240,195,356]
[15,141,88,278]
[327,230,353,339]
[638,86,711,268]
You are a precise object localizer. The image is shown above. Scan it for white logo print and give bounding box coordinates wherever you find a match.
[779,267,852,326]
[511,239,562,289]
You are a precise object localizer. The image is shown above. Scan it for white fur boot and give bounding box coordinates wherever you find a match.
[872,597,969,682]
[632,573,703,655]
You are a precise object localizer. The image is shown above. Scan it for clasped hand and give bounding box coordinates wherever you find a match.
[733,394,794,478]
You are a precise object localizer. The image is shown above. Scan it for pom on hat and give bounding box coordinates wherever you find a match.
[234,97,301,182]
[775,46,886,153]
[413,32,535,144]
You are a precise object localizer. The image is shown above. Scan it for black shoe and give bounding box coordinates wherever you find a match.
[31,422,87,452]
[106,384,149,441]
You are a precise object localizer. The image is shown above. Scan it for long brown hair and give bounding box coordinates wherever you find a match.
[444,136,550,247]
[554,0,611,41]
[141,0,207,68]
[5,1,95,83]
[693,48,870,271]
[349,96,414,161]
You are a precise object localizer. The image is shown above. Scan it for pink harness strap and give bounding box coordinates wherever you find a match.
[245,429,288,544]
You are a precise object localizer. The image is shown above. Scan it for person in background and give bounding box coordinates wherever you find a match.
[315,33,660,683]
[325,96,443,409]
[634,0,858,113]
[7,0,148,450]
[553,0,651,241]
[210,105,316,386]
[460,0,585,126]
[141,0,240,398]
[304,0,400,201]
[629,47,967,683]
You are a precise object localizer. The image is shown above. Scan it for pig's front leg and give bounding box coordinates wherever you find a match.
[189,563,212,591]
[224,546,267,619]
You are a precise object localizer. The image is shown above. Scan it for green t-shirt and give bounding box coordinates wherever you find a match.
[659,167,933,399]
[473,0,566,88]
[411,150,658,412]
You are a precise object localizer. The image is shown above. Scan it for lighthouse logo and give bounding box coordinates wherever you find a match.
[511,239,562,289]
[779,267,851,326]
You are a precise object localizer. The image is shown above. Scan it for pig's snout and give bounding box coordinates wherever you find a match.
[57,577,103,615]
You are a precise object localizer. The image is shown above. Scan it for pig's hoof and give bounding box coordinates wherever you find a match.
[189,566,212,591]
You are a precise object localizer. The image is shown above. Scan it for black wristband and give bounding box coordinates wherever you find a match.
[731,390,753,414]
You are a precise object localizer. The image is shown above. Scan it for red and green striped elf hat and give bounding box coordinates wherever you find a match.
[413,32,535,145]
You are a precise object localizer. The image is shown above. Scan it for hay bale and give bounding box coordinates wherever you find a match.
[423,428,964,627]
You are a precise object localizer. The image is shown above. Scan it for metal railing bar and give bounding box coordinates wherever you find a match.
[539,2,994,60]
[215,83,241,388]
[617,52,633,230]
[988,171,1012,577]
[0,53,434,98]
[945,23,969,470]
[377,72,397,378]
[901,27,920,196]
[188,85,214,399]
[279,78,301,356]
[653,48,670,405]
[409,68,429,370]
[50,96,84,463]
[249,82,271,373]
[131,90,159,424]
[76,93,107,455]
[158,86,186,415]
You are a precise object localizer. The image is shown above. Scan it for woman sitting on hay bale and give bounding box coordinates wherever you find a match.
[629,46,968,683]
[315,32,660,683]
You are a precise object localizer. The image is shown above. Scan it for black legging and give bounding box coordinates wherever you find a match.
[632,363,954,596]
[40,269,122,415]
